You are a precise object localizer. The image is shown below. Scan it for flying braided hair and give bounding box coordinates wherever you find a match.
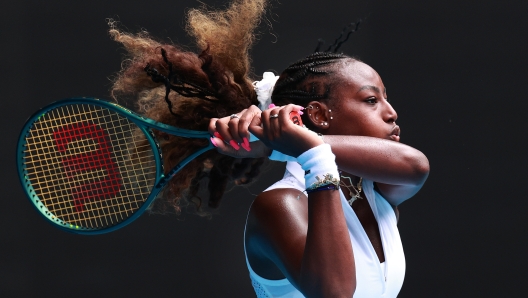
[109,0,267,215]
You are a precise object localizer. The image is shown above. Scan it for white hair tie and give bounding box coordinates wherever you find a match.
[252,72,297,162]
[253,72,279,110]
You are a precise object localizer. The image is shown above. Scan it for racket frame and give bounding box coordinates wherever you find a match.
[17,97,213,234]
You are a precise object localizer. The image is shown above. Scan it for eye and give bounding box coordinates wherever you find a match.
[365,97,377,104]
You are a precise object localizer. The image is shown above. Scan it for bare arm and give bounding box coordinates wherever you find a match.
[209,105,429,205]
[212,105,426,295]
[247,106,355,296]
[249,188,355,297]
[324,135,429,206]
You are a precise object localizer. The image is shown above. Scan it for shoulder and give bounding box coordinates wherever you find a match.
[245,188,309,280]
[247,188,308,240]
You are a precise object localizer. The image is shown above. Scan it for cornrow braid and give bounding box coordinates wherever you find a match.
[272,52,349,105]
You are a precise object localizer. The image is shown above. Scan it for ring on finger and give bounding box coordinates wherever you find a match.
[270,114,279,119]
[230,114,239,119]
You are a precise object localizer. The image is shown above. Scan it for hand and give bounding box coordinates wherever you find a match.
[208,105,269,158]
[250,104,324,157]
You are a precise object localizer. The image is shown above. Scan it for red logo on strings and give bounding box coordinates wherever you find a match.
[53,122,122,212]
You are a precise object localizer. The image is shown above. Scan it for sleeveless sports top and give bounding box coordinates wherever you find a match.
[244,161,406,298]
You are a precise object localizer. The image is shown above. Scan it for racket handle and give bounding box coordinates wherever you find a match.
[248,132,259,142]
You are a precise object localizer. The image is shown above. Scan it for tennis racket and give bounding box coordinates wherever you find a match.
[17,97,215,234]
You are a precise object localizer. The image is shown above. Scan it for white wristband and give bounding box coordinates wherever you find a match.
[297,144,339,189]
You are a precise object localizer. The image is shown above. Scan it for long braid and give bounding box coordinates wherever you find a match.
[109,0,268,215]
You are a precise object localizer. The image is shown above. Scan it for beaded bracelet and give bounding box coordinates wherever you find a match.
[305,184,339,194]
[305,173,340,191]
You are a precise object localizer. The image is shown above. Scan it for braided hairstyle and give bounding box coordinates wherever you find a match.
[109,0,267,215]
[272,52,357,130]
[271,20,361,124]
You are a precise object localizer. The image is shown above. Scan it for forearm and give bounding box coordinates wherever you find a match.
[324,135,429,186]
[299,189,355,297]
[296,144,355,297]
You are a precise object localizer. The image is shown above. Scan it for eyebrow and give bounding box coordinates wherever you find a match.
[356,85,386,95]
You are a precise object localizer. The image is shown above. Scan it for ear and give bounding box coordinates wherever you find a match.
[305,101,332,132]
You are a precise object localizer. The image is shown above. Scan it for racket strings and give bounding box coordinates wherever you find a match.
[28,106,150,228]
[22,104,158,229]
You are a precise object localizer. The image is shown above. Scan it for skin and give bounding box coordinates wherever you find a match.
[208,60,429,297]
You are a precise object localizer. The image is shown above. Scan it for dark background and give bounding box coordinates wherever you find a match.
[2,0,527,297]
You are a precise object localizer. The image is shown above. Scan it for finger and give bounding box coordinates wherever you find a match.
[211,136,245,157]
[291,104,305,113]
[280,104,296,115]
[248,113,264,141]
[238,105,261,140]
[215,119,240,150]
[208,118,219,136]
[237,106,261,151]
[263,104,304,112]
[261,108,278,142]
[279,104,304,127]
[228,115,242,144]
[268,107,282,140]
[214,118,229,140]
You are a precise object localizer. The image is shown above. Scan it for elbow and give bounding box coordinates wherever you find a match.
[413,153,430,184]
[404,149,430,186]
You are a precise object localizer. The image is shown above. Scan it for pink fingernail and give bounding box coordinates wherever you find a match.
[229,140,240,150]
[210,137,218,147]
[243,137,250,147]
[214,132,224,140]
[268,103,276,108]
[298,111,304,115]
[241,142,251,152]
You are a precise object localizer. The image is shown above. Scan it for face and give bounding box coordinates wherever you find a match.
[326,61,400,142]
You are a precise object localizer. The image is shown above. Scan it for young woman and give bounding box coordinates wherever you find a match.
[210,54,429,297]
[110,0,429,296]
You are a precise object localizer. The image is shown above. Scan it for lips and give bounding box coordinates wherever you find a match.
[389,125,400,142]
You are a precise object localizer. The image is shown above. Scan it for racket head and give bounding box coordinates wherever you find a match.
[17,98,165,234]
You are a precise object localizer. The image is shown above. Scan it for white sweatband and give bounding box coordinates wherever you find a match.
[297,144,339,189]
[253,72,279,110]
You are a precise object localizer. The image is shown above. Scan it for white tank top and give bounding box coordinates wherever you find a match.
[244,161,406,298]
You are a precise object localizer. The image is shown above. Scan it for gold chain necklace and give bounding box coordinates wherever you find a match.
[339,174,363,206]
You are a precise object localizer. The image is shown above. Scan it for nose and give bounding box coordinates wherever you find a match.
[384,101,398,123]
